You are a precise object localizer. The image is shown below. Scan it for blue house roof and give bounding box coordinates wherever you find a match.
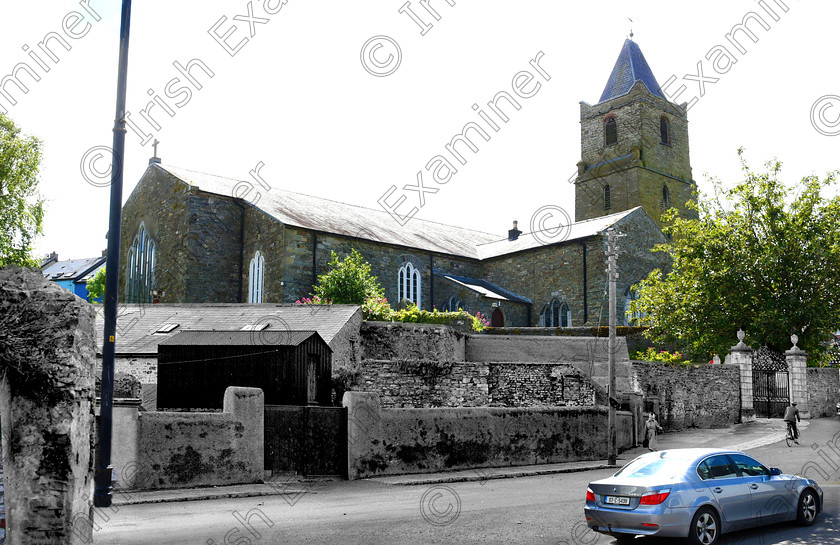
[42,256,105,282]
[599,39,665,103]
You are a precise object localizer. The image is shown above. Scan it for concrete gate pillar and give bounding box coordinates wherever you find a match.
[0,267,97,544]
[728,329,755,422]
[785,334,809,419]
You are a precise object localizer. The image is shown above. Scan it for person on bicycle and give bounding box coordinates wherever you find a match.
[784,402,800,444]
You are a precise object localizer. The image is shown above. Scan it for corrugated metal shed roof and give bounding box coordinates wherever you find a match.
[42,256,105,282]
[599,39,665,103]
[156,164,500,259]
[475,208,639,260]
[94,304,361,355]
[159,330,327,348]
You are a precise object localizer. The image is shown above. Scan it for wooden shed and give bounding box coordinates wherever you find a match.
[157,330,332,409]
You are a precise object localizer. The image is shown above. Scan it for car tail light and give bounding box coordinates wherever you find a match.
[586,488,596,502]
[641,523,659,528]
[639,490,670,505]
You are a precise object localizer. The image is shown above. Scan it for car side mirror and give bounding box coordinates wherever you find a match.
[769,468,781,476]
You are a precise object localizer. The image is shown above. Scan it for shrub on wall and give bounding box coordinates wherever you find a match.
[361,296,489,332]
[631,347,693,366]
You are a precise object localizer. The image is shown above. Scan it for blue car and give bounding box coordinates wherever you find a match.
[584,448,822,544]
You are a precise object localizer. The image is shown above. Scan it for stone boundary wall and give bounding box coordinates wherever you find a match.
[344,392,632,479]
[354,360,596,408]
[485,326,656,356]
[807,368,840,418]
[631,361,740,430]
[361,321,466,362]
[109,387,264,490]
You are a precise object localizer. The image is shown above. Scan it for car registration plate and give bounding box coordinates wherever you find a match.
[605,496,630,505]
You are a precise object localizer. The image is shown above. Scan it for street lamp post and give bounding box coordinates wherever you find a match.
[95,0,133,508]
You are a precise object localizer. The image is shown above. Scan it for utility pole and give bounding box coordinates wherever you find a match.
[95,0,133,508]
[605,228,621,466]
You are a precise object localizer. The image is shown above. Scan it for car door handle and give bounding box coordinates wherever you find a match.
[750,484,759,490]
[713,487,723,493]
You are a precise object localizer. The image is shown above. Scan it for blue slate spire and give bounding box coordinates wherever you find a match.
[599,39,665,103]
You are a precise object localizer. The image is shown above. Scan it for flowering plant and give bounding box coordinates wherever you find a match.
[632,347,692,365]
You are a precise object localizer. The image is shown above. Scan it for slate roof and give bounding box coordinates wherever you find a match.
[436,273,531,304]
[158,330,327,348]
[147,165,644,261]
[42,256,105,282]
[599,39,665,103]
[94,304,361,355]
[475,208,639,260]
[156,164,500,259]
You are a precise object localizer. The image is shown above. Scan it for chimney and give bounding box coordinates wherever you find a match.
[508,220,522,241]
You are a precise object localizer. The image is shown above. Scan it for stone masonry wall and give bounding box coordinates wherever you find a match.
[632,361,740,430]
[184,191,244,303]
[344,392,632,479]
[131,387,264,490]
[360,321,465,362]
[0,268,97,545]
[806,368,840,418]
[119,166,191,303]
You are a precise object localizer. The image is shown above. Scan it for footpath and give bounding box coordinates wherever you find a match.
[113,417,796,506]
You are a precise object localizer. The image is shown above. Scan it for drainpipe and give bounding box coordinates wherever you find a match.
[235,201,245,303]
[581,241,588,324]
[429,254,434,307]
[311,232,318,290]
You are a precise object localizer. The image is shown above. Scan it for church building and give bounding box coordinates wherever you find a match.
[118,39,696,328]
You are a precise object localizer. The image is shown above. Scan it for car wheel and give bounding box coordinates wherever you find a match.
[688,507,720,545]
[796,489,819,526]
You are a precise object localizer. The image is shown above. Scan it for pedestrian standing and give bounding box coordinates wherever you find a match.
[645,413,663,451]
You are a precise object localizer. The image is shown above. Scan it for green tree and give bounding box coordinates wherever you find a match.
[630,151,840,363]
[0,113,44,267]
[87,266,106,303]
[313,249,384,304]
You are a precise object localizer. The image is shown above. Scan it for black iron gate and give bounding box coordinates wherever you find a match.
[751,347,789,418]
[264,405,347,478]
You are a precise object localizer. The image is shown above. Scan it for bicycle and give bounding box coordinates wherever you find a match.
[785,420,799,447]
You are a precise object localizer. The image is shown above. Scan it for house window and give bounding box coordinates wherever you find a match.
[541,299,571,327]
[444,296,466,312]
[398,262,421,308]
[125,223,156,304]
[660,116,670,145]
[604,117,617,146]
[603,184,611,210]
[660,185,671,210]
[248,251,265,303]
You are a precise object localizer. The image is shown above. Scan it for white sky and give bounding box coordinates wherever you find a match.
[2,0,838,261]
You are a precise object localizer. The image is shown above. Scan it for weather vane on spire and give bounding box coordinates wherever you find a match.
[627,17,634,40]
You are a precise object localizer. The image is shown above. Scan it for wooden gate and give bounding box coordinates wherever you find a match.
[751,347,789,418]
[264,405,347,478]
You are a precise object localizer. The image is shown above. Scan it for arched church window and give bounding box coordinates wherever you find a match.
[661,185,670,210]
[125,223,156,304]
[623,287,645,325]
[603,184,611,210]
[604,117,617,146]
[248,250,265,303]
[660,116,670,145]
[398,262,422,309]
[541,299,571,327]
[444,296,466,312]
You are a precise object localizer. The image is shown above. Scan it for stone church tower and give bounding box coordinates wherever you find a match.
[574,39,698,229]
